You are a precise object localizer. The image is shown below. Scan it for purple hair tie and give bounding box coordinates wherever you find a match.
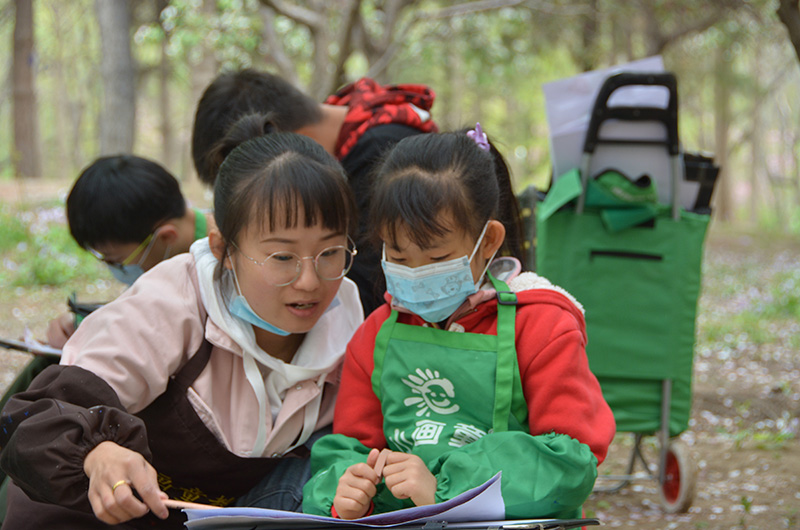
[467,122,490,152]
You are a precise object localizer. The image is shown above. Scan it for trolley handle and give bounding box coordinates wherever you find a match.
[577,72,682,220]
[583,72,679,155]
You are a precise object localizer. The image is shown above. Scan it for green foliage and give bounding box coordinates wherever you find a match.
[702,265,800,345]
[0,205,28,252]
[2,0,799,229]
[0,202,107,288]
[731,428,795,451]
[145,0,265,69]
[785,508,799,529]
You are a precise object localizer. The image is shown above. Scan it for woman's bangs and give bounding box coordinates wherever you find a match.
[250,161,352,235]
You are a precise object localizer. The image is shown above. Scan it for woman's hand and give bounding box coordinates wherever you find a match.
[46,312,75,348]
[83,441,169,524]
[383,452,436,507]
[333,448,381,519]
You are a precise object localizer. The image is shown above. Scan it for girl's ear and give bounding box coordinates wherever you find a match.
[208,228,231,268]
[481,220,505,260]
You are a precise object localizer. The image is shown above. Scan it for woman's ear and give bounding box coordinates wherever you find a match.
[208,228,231,268]
[481,220,505,260]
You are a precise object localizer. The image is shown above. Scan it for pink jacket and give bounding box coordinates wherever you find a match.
[61,253,363,457]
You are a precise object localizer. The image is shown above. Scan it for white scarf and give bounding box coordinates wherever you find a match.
[190,238,344,456]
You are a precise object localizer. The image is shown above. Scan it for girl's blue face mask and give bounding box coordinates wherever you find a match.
[226,251,291,336]
[381,222,493,323]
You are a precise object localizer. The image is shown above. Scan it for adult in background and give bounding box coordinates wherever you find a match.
[192,69,438,315]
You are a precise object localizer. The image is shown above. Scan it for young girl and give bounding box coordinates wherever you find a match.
[302,126,616,520]
[0,118,363,529]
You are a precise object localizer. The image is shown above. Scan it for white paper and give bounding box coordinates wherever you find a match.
[0,334,62,357]
[543,56,666,181]
[542,56,701,209]
[184,473,505,529]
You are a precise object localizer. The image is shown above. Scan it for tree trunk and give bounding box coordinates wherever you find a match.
[188,0,220,181]
[49,2,69,176]
[713,45,733,222]
[96,0,135,155]
[259,5,300,86]
[441,19,462,131]
[792,113,800,209]
[579,0,599,71]
[307,1,332,101]
[157,0,175,172]
[12,0,42,179]
[777,0,800,64]
[749,48,762,225]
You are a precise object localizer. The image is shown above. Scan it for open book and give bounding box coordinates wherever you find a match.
[181,474,598,530]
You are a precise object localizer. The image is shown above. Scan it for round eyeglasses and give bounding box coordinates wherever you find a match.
[232,237,357,287]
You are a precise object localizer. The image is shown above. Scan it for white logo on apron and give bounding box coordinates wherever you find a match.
[402,368,460,417]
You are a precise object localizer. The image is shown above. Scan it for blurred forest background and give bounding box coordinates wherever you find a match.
[3,0,800,230]
[3,3,800,527]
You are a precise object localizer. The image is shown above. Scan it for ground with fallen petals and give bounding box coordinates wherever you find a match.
[585,230,800,530]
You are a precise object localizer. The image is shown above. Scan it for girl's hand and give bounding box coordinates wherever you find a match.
[383,452,437,507]
[83,441,169,524]
[333,448,381,519]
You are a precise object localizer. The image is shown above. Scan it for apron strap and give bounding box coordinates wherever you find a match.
[488,272,516,433]
[173,335,214,390]
[371,309,398,401]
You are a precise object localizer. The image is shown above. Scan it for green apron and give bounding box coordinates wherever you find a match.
[303,275,598,519]
[371,274,528,464]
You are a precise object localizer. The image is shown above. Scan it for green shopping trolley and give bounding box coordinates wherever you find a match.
[536,72,713,513]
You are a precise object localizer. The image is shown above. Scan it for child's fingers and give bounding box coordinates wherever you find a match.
[373,448,391,478]
[384,474,411,499]
[381,452,437,506]
[337,481,377,506]
[346,462,380,486]
[381,450,415,477]
[384,467,437,507]
[336,466,379,519]
[333,493,371,520]
[365,448,380,468]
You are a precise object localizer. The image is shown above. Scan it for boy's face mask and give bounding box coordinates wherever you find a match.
[107,262,146,286]
[381,222,493,323]
[104,232,157,286]
[99,230,169,286]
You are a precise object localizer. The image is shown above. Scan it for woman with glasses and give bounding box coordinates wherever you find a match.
[0,115,363,530]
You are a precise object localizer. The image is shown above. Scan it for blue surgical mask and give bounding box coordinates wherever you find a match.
[381,222,494,323]
[104,233,165,286]
[226,251,291,336]
[107,263,145,286]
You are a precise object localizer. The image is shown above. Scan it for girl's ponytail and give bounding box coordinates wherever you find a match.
[464,123,526,268]
[485,139,526,269]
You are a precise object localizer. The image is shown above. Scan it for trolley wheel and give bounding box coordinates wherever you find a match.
[658,440,697,513]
